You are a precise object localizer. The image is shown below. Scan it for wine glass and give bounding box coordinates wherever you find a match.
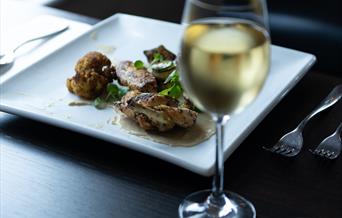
[178,0,270,217]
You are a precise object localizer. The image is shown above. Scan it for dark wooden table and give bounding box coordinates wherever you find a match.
[1,1,342,218]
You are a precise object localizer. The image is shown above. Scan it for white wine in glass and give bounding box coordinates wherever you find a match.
[178,0,270,217]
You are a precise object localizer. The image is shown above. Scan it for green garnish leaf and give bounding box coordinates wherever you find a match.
[94,81,129,109]
[159,70,183,99]
[134,60,145,69]
[94,97,107,109]
[107,81,129,99]
[106,83,118,94]
[159,86,171,96]
[153,53,164,61]
[150,53,164,64]
[114,80,129,97]
[159,84,182,99]
[164,70,178,84]
[169,84,182,99]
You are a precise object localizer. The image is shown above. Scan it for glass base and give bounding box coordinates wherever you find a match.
[179,189,255,218]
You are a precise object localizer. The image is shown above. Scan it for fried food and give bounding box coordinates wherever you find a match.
[116,61,157,93]
[66,71,109,100]
[143,45,176,63]
[118,92,197,131]
[66,51,115,100]
[75,51,115,80]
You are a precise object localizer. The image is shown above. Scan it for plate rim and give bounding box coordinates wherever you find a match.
[0,13,316,176]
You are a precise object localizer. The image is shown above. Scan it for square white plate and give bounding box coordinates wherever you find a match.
[0,14,315,176]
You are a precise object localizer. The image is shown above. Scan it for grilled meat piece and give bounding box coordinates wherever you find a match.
[116,61,157,93]
[118,92,197,131]
[118,90,141,118]
[118,91,174,131]
[121,90,141,105]
[128,102,175,131]
[67,51,115,100]
[144,45,176,63]
[178,95,195,110]
[153,105,197,128]
[131,93,179,108]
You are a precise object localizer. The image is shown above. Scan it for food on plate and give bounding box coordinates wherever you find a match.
[67,45,199,132]
[93,81,129,109]
[116,61,157,92]
[75,51,115,80]
[66,71,110,100]
[142,46,177,81]
[144,45,176,62]
[66,51,115,99]
[118,91,197,131]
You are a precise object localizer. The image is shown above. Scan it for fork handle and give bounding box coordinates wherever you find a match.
[297,84,342,130]
[12,25,69,53]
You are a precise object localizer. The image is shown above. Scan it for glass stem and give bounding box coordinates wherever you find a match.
[212,115,229,198]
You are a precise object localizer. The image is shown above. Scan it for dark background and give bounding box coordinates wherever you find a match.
[45,0,342,76]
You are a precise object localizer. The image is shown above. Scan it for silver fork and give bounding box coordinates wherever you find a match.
[263,84,342,157]
[309,123,342,159]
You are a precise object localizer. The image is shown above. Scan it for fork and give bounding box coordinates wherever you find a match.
[0,24,68,66]
[263,84,342,157]
[309,123,342,159]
